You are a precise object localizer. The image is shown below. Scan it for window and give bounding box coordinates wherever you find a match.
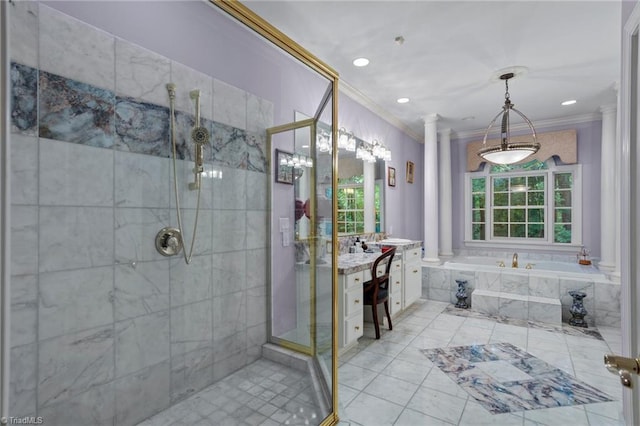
[336,175,382,234]
[337,184,364,234]
[465,159,581,247]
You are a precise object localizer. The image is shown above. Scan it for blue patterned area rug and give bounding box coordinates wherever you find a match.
[421,342,614,414]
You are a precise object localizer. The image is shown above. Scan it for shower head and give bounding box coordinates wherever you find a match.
[191,126,210,145]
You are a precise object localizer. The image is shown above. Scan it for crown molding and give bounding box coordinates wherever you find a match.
[452,112,602,140]
[338,80,422,142]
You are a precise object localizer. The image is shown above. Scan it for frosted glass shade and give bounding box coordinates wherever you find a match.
[477,142,539,165]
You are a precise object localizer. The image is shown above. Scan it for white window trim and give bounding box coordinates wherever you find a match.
[464,162,582,252]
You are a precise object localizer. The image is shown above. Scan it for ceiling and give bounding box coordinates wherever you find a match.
[242,0,621,140]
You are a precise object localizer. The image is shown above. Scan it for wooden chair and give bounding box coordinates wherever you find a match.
[362,247,396,339]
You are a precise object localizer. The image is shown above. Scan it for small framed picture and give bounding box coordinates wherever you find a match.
[406,161,415,184]
[388,166,396,187]
[275,149,294,184]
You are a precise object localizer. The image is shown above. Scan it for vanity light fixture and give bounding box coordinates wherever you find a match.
[317,129,332,153]
[356,139,391,163]
[478,72,540,165]
[338,127,356,152]
[353,57,370,67]
[356,140,376,163]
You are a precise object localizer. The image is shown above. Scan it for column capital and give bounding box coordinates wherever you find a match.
[438,128,452,138]
[422,113,440,124]
[600,104,617,115]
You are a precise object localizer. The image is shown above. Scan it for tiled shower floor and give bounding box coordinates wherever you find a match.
[337,299,624,425]
[137,358,323,426]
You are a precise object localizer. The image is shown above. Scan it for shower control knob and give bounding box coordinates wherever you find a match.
[166,235,179,250]
[155,227,183,257]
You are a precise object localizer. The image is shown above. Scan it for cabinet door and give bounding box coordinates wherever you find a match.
[404,263,422,308]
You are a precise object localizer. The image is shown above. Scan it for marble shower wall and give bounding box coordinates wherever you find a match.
[9,2,272,425]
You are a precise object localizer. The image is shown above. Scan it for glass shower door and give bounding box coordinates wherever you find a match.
[267,85,336,424]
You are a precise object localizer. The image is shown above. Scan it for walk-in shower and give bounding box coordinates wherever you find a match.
[2,1,338,425]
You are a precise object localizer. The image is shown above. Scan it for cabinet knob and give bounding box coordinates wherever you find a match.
[413,269,418,273]
[396,302,400,305]
[354,299,360,304]
[354,278,360,282]
[355,326,360,330]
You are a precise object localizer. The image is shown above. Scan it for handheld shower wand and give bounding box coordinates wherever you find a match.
[159,83,207,264]
[189,89,210,190]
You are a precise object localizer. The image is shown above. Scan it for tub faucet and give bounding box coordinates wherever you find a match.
[512,253,518,268]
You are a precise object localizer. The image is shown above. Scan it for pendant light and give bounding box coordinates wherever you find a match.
[478,72,540,165]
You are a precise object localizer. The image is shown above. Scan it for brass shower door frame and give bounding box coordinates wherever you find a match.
[266,118,318,357]
[212,2,339,425]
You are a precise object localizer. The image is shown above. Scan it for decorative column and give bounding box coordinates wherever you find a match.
[599,104,617,273]
[438,128,453,257]
[423,114,440,264]
[363,160,375,233]
[614,84,621,282]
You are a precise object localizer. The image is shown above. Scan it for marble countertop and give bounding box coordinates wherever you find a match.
[377,240,422,251]
[337,252,381,274]
[295,253,379,274]
[296,240,422,274]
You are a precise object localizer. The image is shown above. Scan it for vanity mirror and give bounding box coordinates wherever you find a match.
[294,112,385,239]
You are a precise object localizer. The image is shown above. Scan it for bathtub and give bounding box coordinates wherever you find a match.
[423,256,620,327]
[444,256,607,280]
[443,256,607,280]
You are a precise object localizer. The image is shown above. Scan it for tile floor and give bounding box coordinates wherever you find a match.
[137,358,323,425]
[337,299,624,426]
[137,298,623,426]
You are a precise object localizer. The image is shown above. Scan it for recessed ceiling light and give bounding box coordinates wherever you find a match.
[561,99,577,106]
[397,97,410,104]
[353,57,369,67]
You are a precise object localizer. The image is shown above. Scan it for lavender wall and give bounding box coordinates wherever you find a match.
[450,120,602,258]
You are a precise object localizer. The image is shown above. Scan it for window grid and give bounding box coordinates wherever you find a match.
[466,161,579,247]
[553,172,573,243]
[471,177,486,240]
[337,186,364,234]
[491,175,546,240]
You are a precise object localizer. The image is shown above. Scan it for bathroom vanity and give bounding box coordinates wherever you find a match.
[338,240,422,352]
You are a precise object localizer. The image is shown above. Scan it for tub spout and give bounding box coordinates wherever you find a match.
[512,253,518,268]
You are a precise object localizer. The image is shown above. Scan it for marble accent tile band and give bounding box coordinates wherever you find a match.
[11,62,268,173]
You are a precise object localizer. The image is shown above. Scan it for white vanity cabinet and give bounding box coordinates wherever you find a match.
[403,247,422,308]
[338,270,365,350]
[337,243,422,352]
